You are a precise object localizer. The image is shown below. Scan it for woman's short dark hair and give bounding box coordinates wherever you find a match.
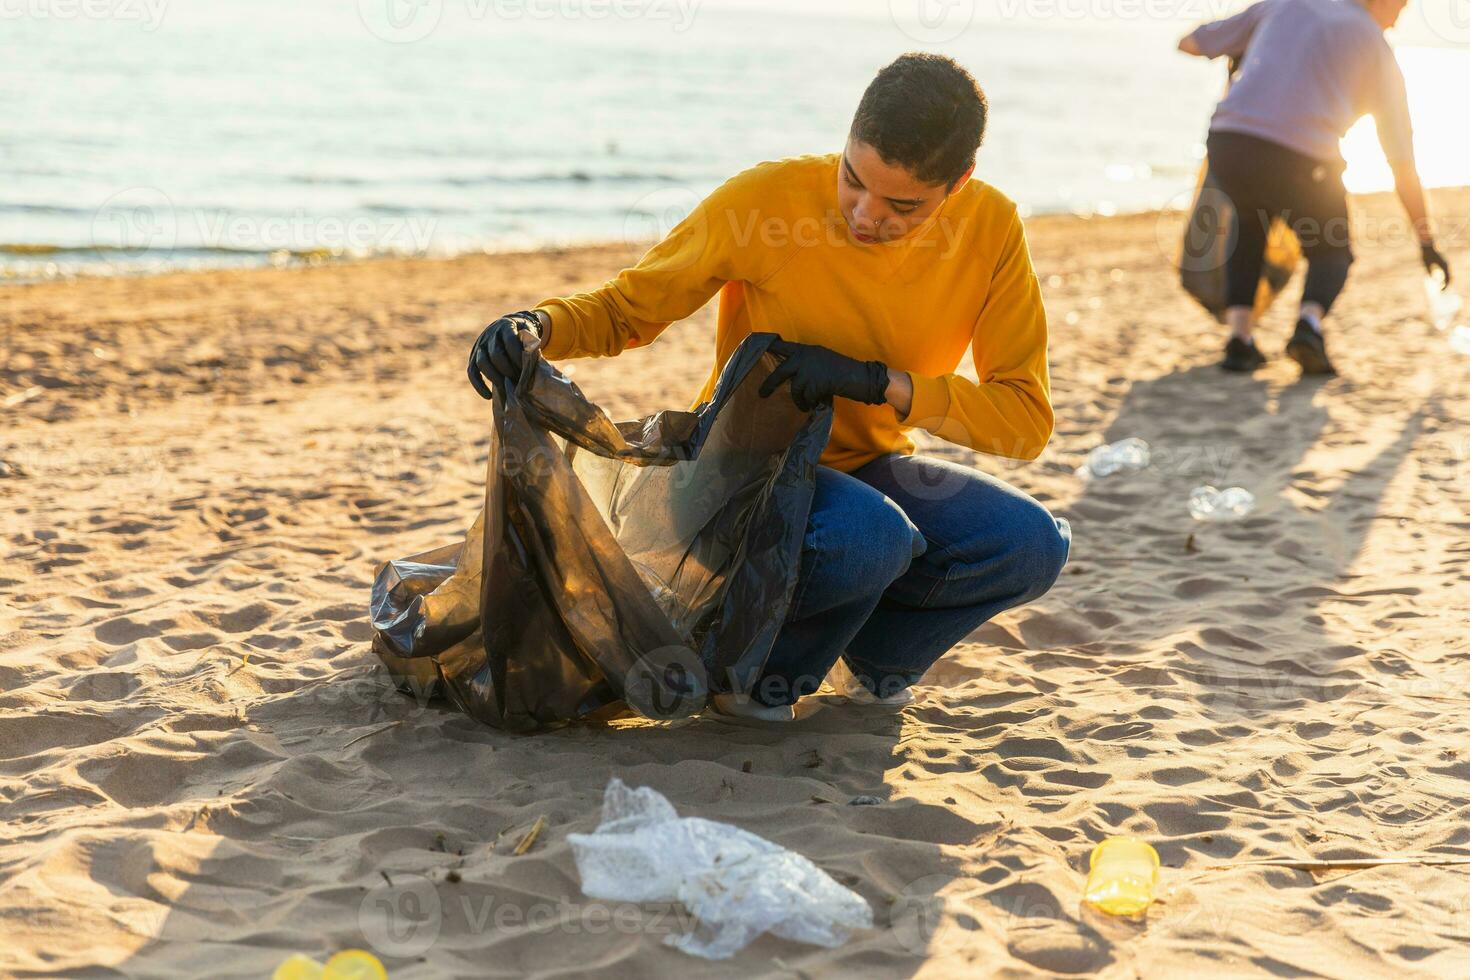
[849,53,988,188]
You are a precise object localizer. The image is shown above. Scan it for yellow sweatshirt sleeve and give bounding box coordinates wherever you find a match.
[905,210,1054,460]
[534,178,752,360]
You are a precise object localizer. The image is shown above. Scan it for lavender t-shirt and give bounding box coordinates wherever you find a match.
[1187,0,1414,164]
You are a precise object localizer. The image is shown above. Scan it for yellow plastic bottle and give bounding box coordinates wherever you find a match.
[1083,837,1159,916]
[324,951,389,980]
[272,954,324,980]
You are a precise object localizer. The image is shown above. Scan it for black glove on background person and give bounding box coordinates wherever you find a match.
[1421,241,1451,286]
[468,311,542,399]
[758,338,889,413]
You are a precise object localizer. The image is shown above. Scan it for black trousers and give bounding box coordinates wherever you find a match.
[1206,130,1354,315]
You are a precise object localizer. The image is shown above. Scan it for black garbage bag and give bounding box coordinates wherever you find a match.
[369,333,831,732]
[1179,170,1300,324]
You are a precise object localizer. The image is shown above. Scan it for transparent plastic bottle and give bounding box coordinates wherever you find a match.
[1451,325,1470,356]
[1078,437,1151,479]
[1112,438,1150,471]
[1188,485,1255,522]
[1424,269,1463,331]
[1084,837,1160,916]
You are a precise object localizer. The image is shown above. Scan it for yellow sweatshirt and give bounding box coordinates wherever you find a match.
[536,153,1052,473]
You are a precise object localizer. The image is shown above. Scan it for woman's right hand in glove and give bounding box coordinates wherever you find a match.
[1421,241,1451,287]
[467,311,543,399]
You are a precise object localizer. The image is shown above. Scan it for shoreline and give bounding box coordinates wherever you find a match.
[5,184,1464,289]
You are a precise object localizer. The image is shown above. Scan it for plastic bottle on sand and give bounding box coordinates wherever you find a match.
[1084,837,1160,916]
[1188,485,1255,522]
[1078,437,1150,479]
[1451,325,1470,356]
[1424,269,1463,331]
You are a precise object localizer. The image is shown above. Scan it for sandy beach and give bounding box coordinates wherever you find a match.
[3,187,1469,978]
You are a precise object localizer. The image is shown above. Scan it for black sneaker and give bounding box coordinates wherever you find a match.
[1221,336,1267,372]
[1285,319,1337,376]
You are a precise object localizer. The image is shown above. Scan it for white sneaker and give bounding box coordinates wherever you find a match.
[828,659,914,706]
[710,693,795,723]
[842,679,915,706]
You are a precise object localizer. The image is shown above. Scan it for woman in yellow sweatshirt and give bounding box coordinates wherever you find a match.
[469,53,1070,721]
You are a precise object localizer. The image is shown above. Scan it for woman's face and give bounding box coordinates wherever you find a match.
[836,139,957,245]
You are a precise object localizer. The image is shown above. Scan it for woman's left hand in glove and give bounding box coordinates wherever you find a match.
[757,339,889,413]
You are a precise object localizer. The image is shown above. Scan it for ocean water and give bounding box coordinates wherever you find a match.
[1,0,1466,280]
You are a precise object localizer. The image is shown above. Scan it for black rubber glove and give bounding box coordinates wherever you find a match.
[758,338,889,413]
[467,311,542,399]
[1422,241,1451,286]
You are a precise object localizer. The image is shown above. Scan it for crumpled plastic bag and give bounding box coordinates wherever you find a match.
[568,779,873,959]
[368,333,832,732]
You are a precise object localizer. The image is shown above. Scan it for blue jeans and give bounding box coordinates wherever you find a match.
[747,454,1072,706]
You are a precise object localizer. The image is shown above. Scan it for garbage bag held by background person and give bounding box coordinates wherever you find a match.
[370,332,831,732]
[1179,166,1301,323]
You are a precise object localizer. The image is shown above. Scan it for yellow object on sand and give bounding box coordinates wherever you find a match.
[272,954,324,980]
[324,950,389,980]
[1083,837,1160,916]
[272,950,387,980]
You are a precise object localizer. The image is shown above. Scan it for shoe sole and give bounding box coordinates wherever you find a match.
[709,695,795,723]
[1285,338,1337,376]
[841,682,915,706]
